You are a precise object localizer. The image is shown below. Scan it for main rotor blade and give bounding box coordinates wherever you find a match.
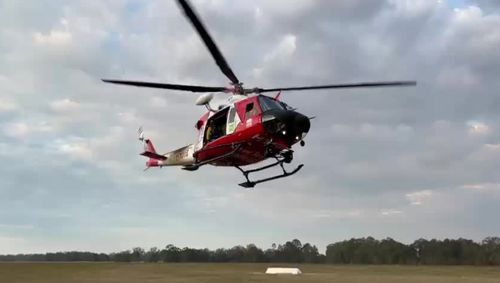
[253,81,417,93]
[177,0,240,85]
[102,79,226,93]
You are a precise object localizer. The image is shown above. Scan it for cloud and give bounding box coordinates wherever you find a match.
[0,98,17,113]
[406,190,433,205]
[0,0,500,253]
[380,209,403,216]
[309,209,364,220]
[461,183,500,192]
[389,0,440,17]
[484,143,500,151]
[50,98,81,113]
[3,122,30,139]
[467,121,491,136]
[55,138,93,161]
[34,29,72,46]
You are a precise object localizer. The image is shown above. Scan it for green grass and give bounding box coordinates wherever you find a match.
[1,263,500,283]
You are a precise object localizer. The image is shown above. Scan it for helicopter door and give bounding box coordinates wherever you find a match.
[204,107,229,144]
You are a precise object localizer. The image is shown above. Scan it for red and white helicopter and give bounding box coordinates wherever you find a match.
[103,0,416,187]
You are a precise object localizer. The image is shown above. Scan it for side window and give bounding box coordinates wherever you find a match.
[245,103,255,119]
[228,107,236,123]
[227,107,236,134]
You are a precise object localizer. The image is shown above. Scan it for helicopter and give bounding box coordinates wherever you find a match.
[103,0,416,188]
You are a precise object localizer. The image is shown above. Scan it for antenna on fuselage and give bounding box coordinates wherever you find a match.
[195,93,216,112]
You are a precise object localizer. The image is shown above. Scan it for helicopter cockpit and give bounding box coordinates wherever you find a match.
[204,96,289,144]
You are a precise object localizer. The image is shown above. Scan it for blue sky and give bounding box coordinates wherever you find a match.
[449,0,466,8]
[1,0,500,254]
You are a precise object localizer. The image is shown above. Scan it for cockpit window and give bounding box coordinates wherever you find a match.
[245,102,256,119]
[259,96,284,112]
[280,101,293,110]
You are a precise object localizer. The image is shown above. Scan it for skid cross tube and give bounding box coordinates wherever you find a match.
[235,158,304,188]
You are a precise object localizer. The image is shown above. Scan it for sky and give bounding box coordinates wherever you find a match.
[1,0,500,254]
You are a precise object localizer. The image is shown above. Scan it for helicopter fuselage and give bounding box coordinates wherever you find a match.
[193,94,310,167]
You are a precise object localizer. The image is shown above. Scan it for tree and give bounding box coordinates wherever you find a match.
[273,239,303,262]
[302,243,320,263]
[227,246,245,262]
[212,248,229,262]
[162,244,181,262]
[145,247,160,262]
[131,247,145,262]
[482,237,500,265]
[245,244,265,262]
[111,250,133,262]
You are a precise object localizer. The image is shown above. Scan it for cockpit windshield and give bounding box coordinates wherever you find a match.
[259,96,284,112]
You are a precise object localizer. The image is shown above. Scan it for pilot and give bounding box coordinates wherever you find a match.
[206,120,213,142]
[212,124,220,140]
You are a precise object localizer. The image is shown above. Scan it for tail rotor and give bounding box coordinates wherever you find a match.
[137,127,167,171]
[138,126,145,142]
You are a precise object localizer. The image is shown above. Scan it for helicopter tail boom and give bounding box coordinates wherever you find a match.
[141,141,197,169]
[139,128,196,170]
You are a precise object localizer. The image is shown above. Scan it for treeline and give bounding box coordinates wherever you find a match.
[326,237,500,265]
[1,237,500,265]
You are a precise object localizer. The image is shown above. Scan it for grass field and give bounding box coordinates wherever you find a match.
[1,263,499,283]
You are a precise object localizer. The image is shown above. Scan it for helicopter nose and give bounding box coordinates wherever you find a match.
[293,112,310,137]
[262,111,284,133]
[262,110,310,141]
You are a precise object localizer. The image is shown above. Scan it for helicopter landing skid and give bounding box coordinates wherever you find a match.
[235,158,304,188]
